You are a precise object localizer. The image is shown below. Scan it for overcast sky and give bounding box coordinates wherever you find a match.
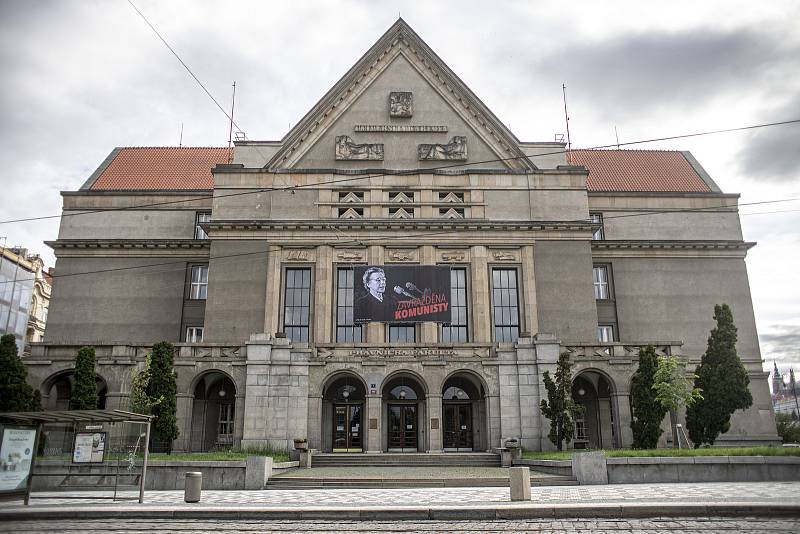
[1,0,798,375]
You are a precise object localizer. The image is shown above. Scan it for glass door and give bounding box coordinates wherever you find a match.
[333,404,363,452]
[443,403,473,451]
[388,404,417,451]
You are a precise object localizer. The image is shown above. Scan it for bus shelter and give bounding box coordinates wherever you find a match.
[0,409,152,504]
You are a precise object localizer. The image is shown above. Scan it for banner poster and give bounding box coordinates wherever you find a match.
[0,426,37,492]
[72,432,107,464]
[353,265,451,323]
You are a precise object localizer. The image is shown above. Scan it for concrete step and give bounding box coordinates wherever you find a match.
[264,475,578,489]
[311,453,501,467]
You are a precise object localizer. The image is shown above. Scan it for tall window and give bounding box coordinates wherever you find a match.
[186,326,204,343]
[283,268,311,342]
[441,268,468,343]
[593,266,609,300]
[336,268,362,342]
[492,268,520,343]
[590,212,604,240]
[189,265,208,299]
[389,324,416,343]
[597,325,615,343]
[195,212,211,240]
[217,404,234,445]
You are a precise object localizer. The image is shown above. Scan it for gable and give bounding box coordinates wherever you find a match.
[267,19,534,172]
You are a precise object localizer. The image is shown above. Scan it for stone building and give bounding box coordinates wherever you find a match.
[1,246,50,355]
[28,19,777,452]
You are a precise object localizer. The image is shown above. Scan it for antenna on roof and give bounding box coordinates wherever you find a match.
[562,83,572,164]
[228,81,237,149]
[179,123,184,147]
[614,125,620,149]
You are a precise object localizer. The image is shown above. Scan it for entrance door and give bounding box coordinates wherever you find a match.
[333,404,363,452]
[443,404,473,451]
[388,404,417,451]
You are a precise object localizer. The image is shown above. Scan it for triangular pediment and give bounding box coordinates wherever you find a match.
[441,208,465,219]
[389,207,413,219]
[267,19,534,172]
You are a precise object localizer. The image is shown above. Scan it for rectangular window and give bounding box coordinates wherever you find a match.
[195,212,211,240]
[283,268,311,342]
[389,324,416,343]
[441,268,469,343]
[336,268,362,343]
[492,268,520,343]
[189,265,208,300]
[593,266,609,300]
[597,325,615,343]
[590,212,604,240]
[186,326,204,343]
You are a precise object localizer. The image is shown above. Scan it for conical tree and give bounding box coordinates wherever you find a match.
[540,352,583,451]
[0,334,41,412]
[686,304,753,447]
[70,346,99,410]
[146,341,179,452]
[630,345,667,449]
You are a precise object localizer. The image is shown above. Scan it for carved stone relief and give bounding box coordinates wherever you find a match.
[286,249,313,262]
[336,250,365,262]
[492,250,518,262]
[335,136,384,160]
[389,91,413,117]
[440,250,466,262]
[418,136,467,161]
[386,249,418,262]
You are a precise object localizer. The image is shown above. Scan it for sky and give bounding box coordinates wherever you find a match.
[0,0,798,375]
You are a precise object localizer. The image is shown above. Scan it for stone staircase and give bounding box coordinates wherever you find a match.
[310,452,502,467]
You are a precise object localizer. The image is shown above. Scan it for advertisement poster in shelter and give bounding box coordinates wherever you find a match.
[353,265,451,323]
[72,432,107,464]
[0,426,37,492]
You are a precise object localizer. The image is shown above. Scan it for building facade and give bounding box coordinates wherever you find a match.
[28,20,777,452]
[1,246,51,355]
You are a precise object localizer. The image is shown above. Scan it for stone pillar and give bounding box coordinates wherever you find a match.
[515,336,541,451]
[533,334,561,451]
[420,245,437,344]
[307,395,323,450]
[612,392,633,448]
[470,245,491,343]
[366,245,384,344]
[314,245,332,344]
[521,245,538,335]
[242,334,273,448]
[263,246,282,335]
[233,393,246,447]
[175,393,194,452]
[427,393,443,452]
[366,394,382,453]
[497,346,521,447]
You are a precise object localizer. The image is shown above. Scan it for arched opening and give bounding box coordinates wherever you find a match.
[572,371,617,449]
[382,373,427,452]
[189,372,236,452]
[42,371,108,411]
[322,373,366,453]
[442,372,487,452]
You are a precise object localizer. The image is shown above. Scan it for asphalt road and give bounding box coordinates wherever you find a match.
[1,518,799,533]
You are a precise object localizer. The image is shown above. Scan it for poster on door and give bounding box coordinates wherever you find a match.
[0,426,37,492]
[72,432,106,464]
[353,265,451,323]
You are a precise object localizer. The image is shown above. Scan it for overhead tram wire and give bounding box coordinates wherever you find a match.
[1,118,799,226]
[2,197,799,288]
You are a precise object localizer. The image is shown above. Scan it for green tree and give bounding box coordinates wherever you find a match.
[129,352,163,415]
[146,341,179,452]
[70,346,98,410]
[686,304,753,447]
[0,334,41,412]
[653,354,703,448]
[540,352,583,451]
[775,413,800,444]
[629,345,668,449]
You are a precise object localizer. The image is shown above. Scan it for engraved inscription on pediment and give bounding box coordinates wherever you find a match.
[389,91,413,117]
[335,136,384,160]
[418,136,467,161]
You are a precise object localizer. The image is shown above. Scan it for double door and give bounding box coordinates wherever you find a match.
[333,403,362,452]
[443,403,473,451]
[388,404,417,451]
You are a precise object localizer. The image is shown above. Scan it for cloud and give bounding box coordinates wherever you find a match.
[760,323,800,367]
[524,28,800,121]
[736,95,800,182]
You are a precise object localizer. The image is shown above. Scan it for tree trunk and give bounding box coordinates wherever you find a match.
[670,410,679,448]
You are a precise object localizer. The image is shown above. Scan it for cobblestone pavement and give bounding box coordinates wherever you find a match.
[6,481,798,507]
[1,517,799,533]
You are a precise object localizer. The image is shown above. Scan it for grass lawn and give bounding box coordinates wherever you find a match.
[522,446,800,461]
[148,449,290,463]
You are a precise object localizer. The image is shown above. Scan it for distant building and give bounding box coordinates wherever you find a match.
[1,246,51,354]
[772,363,800,417]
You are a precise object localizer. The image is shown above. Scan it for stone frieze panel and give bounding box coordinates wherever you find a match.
[335,136,384,160]
[418,136,467,161]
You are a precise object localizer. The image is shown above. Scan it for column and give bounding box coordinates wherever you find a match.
[174,393,194,452]
[420,245,437,344]
[612,392,633,448]
[470,245,491,343]
[521,245,539,335]
[263,246,282,335]
[233,392,246,447]
[366,393,382,453]
[314,245,332,343]
[366,245,384,344]
[427,393,443,452]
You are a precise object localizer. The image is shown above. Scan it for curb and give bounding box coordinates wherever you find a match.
[1,502,799,521]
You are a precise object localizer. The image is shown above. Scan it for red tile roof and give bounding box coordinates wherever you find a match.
[88,147,232,190]
[571,149,712,193]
